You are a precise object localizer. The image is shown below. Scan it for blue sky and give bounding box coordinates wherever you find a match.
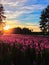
[0,0,49,32]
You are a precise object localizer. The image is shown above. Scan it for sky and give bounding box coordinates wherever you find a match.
[0,0,49,32]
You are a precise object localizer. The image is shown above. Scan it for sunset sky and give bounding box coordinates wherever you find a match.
[0,0,49,32]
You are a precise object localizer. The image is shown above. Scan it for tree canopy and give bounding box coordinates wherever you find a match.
[0,4,6,33]
[7,27,32,34]
[39,5,49,34]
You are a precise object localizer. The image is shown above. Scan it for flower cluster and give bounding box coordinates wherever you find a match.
[0,34,49,65]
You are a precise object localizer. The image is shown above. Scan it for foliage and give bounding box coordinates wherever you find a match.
[0,4,6,34]
[39,5,49,34]
[9,27,32,34]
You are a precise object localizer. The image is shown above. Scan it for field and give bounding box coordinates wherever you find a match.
[0,34,49,65]
[0,34,49,49]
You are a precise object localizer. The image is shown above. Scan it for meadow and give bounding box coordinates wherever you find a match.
[0,34,49,65]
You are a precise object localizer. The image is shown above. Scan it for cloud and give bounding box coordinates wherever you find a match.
[5,10,24,19]
[1,0,46,21]
[0,0,47,32]
[4,3,45,20]
[1,0,27,7]
[20,4,46,13]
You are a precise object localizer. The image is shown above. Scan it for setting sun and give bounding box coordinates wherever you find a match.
[4,25,10,30]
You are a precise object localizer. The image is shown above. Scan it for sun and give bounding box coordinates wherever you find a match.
[4,25,10,30]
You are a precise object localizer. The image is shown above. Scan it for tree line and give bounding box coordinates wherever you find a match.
[9,27,32,34]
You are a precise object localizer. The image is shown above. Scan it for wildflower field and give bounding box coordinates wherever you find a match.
[0,34,49,65]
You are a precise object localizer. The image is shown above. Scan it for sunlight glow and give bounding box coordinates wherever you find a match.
[4,25,10,30]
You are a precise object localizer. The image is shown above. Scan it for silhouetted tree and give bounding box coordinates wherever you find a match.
[0,4,6,34]
[10,27,22,34]
[9,27,32,34]
[22,28,31,34]
[39,5,49,34]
